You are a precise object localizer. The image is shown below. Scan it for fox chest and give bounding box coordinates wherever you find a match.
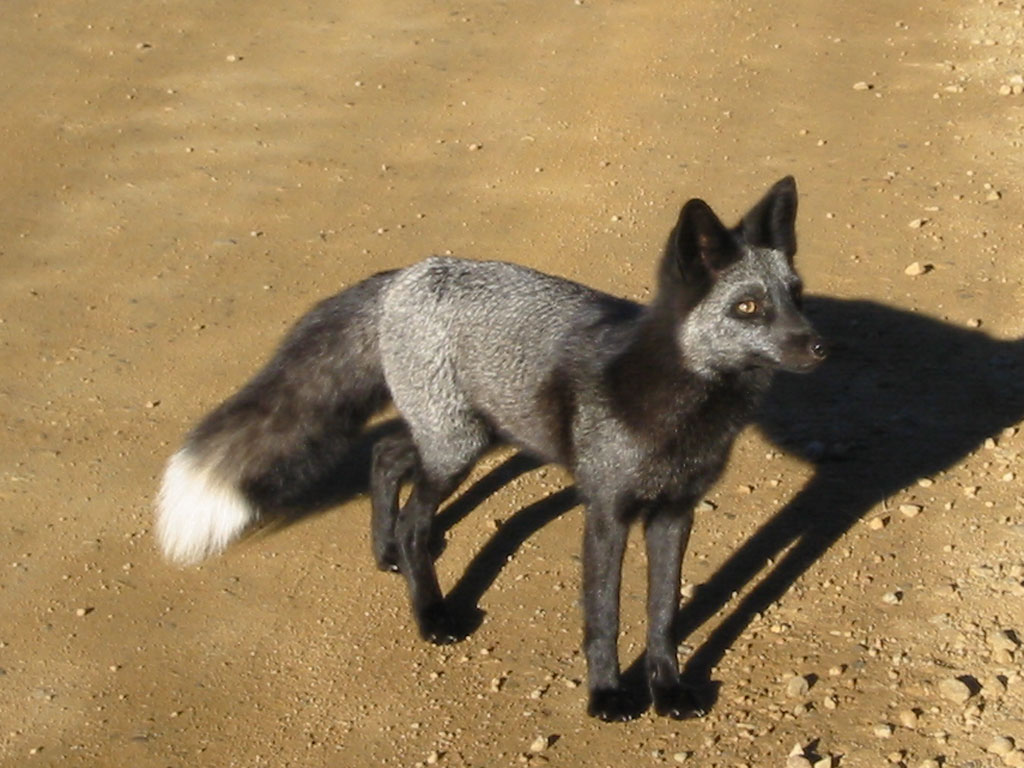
[638,429,738,502]
[572,409,743,505]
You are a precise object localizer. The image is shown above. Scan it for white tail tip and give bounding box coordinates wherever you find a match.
[156,449,255,565]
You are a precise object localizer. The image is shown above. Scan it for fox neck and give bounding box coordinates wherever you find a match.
[605,298,769,445]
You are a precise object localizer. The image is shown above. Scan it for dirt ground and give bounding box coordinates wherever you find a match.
[3,0,1024,765]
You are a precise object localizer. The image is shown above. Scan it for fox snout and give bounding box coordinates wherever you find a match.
[778,330,828,373]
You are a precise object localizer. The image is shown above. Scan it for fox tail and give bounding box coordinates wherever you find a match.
[155,271,396,564]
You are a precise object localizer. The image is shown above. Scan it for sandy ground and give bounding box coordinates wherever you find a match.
[2,0,1024,766]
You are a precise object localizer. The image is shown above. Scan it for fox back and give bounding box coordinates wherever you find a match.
[380,258,628,465]
[374,177,823,506]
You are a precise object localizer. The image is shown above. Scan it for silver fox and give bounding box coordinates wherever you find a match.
[156,177,826,721]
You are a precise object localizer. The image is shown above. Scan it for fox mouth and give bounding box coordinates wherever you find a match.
[780,357,825,373]
[776,336,828,373]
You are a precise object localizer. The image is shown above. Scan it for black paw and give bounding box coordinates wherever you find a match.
[651,682,706,720]
[374,543,400,573]
[587,687,643,722]
[416,602,460,645]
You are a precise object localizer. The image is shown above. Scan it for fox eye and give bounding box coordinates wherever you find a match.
[735,299,758,316]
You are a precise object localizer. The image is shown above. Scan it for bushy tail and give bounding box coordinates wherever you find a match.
[156,271,398,564]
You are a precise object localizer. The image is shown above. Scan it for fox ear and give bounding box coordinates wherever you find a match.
[740,176,798,258]
[672,198,739,283]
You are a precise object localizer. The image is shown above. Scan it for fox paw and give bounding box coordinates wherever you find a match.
[587,687,643,722]
[651,682,706,720]
[416,603,460,645]
[373,543,400,573]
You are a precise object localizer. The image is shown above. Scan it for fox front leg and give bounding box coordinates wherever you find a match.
[581,498,640,721]
[644,505,705,719]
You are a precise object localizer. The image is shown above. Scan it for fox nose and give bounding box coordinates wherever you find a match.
[809,336,827,361]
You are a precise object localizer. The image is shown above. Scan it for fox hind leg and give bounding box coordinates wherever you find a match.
[395,471,457,643]
[370,426,418,572]
[390,415,490,644]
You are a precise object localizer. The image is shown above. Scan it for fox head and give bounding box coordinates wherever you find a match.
[659,176,827,377]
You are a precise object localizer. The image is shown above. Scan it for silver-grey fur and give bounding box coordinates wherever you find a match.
[381,259,602,471]
[155,176,826,721]
[680,246,807,376]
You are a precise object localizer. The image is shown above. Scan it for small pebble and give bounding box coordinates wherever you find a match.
[853,81,873,90]
[994,647,1014,664]
[882,590,903,605]
[873,723,894,738]
[869,516,889,530]
[908,218,928,229]
[904,261,929,276]
[938,676,973,704]
[899,504,923,518]
[989,630,1020,652]
[75,607,92,617]
[898,709,919,728]
[989,736,1015,756]
[983,674,1008,696]
[785,675,810,698]
[786,757,813,768]
[529,735,550,753]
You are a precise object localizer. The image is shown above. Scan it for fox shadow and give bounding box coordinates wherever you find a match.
[666,296,1024,711]
[432,296,1024,711]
